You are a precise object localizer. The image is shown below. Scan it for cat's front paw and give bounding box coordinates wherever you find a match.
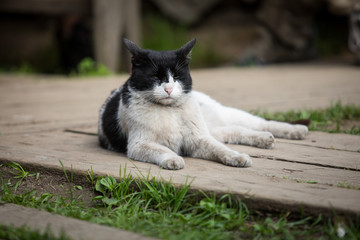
[160,156,185,170]
[224,152,252,168]
[289,125,308,140]
[255,132,275,149]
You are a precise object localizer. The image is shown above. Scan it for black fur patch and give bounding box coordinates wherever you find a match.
[120,82,131,107]
[100,90,128,153]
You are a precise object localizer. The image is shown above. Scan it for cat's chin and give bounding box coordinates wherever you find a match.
[157,97,178,106]
[155,94,190,106]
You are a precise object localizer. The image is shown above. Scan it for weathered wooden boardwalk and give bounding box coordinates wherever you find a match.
[0,64,360,217]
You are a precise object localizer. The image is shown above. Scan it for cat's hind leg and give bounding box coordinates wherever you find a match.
[262,121,308,140]
[195,91,308,142]
[207,104,308,140]
[127,141,185,170]
[210,126,275,149]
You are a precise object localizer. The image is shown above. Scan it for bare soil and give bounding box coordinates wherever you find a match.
[0,164,96,206]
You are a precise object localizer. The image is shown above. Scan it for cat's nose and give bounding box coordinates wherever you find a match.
[165,87,173,95]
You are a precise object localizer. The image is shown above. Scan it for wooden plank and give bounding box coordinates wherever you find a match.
[66,127,360,187]
[277,131,360,152]
[192,66,360,112]
[0,204,156,240]
[231,142,360,171]
[66,125,360,171]
[246,157,360,188]
[0,75,124,135]
[0,0,90,15]
[1,131,359,216]
[10,129,360,189]
[0,75,359,170]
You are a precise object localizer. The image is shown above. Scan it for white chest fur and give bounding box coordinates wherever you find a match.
[119,93,207,154]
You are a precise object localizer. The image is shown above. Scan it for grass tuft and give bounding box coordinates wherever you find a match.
[252,101,360,135]
[4,162,39,191]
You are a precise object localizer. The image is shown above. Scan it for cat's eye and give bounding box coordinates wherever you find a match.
[153,76,159,80]
[174,75,180,79]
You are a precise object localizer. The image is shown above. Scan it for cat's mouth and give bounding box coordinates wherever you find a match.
[159,96,176,105]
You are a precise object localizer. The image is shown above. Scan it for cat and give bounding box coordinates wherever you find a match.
[98,38,308,170]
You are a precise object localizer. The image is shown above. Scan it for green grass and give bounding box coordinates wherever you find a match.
[251,101,360,135]
[343,126,360,135]
[4,162,39,191]
[5,162,38,180]
[290,178,318,184]
[337,182,360,191]
[1,162,360,240]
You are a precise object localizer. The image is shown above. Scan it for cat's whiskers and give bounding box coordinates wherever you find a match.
[140,91,166,104]
[138,88,183,106]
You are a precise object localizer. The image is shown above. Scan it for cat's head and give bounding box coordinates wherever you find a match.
[123,38,196,106]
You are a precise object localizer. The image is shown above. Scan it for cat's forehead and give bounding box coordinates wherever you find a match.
[147,50,178,60]
[146,50,180,69]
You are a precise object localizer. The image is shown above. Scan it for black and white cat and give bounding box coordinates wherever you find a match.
[98,38,308,170]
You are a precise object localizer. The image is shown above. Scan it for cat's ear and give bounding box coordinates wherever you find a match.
[123,38,147,66]
[178,38,196,59]
[123,38,142,56]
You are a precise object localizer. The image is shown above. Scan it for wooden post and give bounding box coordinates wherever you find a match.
[122,0,141,71]
[93,0,140,73]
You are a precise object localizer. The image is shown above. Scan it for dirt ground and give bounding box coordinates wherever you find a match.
[329,120,360,132]
[0,164,96,206]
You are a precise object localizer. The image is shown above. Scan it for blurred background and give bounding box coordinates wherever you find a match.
[0,0,359,75]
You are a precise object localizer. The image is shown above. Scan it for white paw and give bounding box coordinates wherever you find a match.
[289,125,308,140]
[160,156,185,170]
[224,152,252,168]
[256,132,275,149]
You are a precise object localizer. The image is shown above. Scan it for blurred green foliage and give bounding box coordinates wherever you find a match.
[142,13,227,68]
[0,63,37,74]
[70,58,111,77]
